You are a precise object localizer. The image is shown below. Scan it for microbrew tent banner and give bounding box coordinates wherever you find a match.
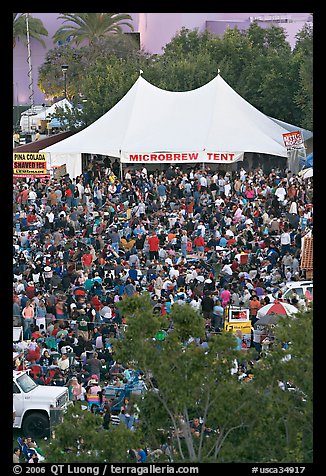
[41,73,290,178]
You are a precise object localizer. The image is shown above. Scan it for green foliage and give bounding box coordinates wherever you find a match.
[38,46,84,100]
[292,24,313,130]
[53,13,134,46]
[45,403,142,463]
[45,298,312,463]
[38,21,312,131]
[116,296,312,462]
[13,13,48,48]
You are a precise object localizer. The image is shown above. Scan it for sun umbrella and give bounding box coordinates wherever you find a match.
[253,313,280,329]
[257,300,299,319]
[299,167,313,179]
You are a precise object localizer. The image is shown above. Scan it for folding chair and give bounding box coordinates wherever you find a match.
[17,437,35,462]
[28,364,43,380]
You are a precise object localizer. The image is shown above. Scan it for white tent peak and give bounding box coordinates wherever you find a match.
[32,98,73,120]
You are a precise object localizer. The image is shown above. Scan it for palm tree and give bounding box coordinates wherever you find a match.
[13,13,49,48]
[52,13,134,46]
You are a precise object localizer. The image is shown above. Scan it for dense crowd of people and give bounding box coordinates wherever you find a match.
[13,159,313,462]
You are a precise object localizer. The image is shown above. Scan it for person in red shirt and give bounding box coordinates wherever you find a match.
[64,186,73,209]
[21,188,29,207]
[231,258,241,275]
[148,232,159,261]
[249,294,261,325]
[26,211,38,227]
[91,295,102,312]
[25,282,36,299]
[194,234,205,258]
[82,249,93,273]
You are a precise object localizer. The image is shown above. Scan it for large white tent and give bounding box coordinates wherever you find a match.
[19,98,73,133]
[41,73,290,178]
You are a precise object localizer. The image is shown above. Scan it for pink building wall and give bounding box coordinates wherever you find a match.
[13,13,312,106]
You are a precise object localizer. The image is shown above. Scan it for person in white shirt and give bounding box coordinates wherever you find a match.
[285,268,292,282]
[46,211,54,226]
[241,288,251,308]
[169,266,179,280]
[199,175,208,189]
[280,231,291,256]
[57,354,69,372]
[197,221,206,237]
[275,185,286,203]
[220,263,233,276]
[28,189,37,204]
[224,180,231,197]
[190,296,202,312]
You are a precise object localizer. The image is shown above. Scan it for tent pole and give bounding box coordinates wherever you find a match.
[119,152,123,181]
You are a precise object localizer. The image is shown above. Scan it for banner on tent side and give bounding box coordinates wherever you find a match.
[120,151,244,163]
[282,131,304,149]
[13,152,48,177]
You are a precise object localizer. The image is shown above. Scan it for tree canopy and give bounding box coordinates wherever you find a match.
[38,21,312,133]
[13,13,48,48]
[45,295,312,463]
[52,13,134,47]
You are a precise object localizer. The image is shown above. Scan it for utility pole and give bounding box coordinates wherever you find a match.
[25,13,35,136]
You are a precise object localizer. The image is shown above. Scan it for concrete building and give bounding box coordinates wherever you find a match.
[13,12,312,106]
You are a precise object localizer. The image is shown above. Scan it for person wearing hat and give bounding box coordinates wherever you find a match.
[86,376,102,402]
[68,376,84,402]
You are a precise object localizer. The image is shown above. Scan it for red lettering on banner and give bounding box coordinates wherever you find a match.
[126,152,239,163]
[189,153,199,160]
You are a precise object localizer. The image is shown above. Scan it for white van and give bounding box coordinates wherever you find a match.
[267,281,313,303]
[13,370,70,439]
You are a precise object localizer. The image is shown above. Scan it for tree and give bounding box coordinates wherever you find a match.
[45,403,142,463]
[116,294,258,462]
[293,24,313,130]
[52,13,134,47]
[38,36,142,117]
[37,22,312,135]
[116,295,313,463]
[38,46,84,101]
[13,13,48,48]
[44,297,312,463]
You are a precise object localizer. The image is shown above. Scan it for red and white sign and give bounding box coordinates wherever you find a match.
[120,151,244,164]
[282,131,304,149]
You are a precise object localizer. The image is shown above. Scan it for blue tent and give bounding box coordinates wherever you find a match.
[306,152,313,167]
[49,118,64,128]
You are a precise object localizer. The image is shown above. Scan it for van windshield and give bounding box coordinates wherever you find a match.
[16,373,38,393]
[283,287,304,298]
